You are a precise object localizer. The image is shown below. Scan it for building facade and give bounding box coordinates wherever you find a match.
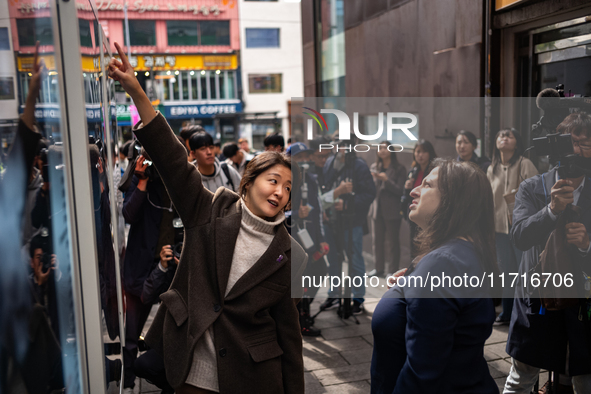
[301,0,591,165]
[238,0,304,150]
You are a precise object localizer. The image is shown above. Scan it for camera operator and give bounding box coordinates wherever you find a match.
[287,143,329,336]
[133,244,179,394]
[505,112,591,393]
[122,147,178,393]
[318,143,376,314]
[190,132,241,193]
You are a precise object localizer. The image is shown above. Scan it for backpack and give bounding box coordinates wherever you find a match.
[220,163,235,191]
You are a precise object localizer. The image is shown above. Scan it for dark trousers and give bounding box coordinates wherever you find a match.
[372,217,401,273]
[495,232,522,321]
[123,293,152,388]
[134,349,174,393]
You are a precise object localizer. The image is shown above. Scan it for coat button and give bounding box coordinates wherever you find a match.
[219,348,227,357]
[214,304,221,312]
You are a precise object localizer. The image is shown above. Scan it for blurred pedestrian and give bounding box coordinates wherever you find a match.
[223,142,252,176]
[486,128,537,325]
[371,159,498,394]
[190,132,241,193]
[264,133,285,152]
[368,141,406,277]
[456,130,491,172]
[109,43,308,394]
[402,140,437,259]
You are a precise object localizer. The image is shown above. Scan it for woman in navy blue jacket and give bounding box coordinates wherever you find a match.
[371,159,499,394]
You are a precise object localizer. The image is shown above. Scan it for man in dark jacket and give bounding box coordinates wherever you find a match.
[505,113,591,393]
[319,146,376,313]
[288,143,329,336]
[122,150,177,392]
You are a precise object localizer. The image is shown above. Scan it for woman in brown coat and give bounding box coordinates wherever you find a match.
[368,141,407,277]
[109,43,307,394]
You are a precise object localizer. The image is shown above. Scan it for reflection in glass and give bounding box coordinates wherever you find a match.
[2,2,82,392]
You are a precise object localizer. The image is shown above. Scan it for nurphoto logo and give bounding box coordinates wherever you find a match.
[304,107,417,152]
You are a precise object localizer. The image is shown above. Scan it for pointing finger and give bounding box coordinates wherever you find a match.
[114,42,131,69]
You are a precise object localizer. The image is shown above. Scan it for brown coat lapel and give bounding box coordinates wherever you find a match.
[225,224,291,301]
[215,201,242,298]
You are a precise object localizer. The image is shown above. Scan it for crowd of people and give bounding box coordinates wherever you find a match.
[4,41,591,394]
[108,41,590,393]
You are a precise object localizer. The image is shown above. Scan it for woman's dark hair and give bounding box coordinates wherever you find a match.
[239,152,298,212]
[375,140,400,169]
[415,159,498,275]
[411,139,437,169]
[189,132,214,151]
[457,130,478,148]
[491,128,524,172]
[557,112,591,137]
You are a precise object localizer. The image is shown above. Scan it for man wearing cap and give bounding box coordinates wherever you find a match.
[287,142,329,337]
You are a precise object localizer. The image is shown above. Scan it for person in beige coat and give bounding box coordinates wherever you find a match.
[108,43,307,394]
[486,128,538,325]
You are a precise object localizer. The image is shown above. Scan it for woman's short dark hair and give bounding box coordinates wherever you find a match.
[189,132,214,151]
[415,159,498,275]
[239,152,298,211]
[557,112,591,137]
[457,130,478,148]
[411,139,437,169]
[491,128,524,172]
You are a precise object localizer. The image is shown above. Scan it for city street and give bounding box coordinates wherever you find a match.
[122,273,546,394]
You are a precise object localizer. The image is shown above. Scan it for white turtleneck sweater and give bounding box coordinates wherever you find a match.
[185,200,285,392]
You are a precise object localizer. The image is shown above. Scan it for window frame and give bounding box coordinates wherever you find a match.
[245,28,280,48]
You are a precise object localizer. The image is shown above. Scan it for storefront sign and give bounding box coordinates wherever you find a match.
[19,55,98,72]
[165,102,242,119]
[129,54,237,71]
[19,0,235,14]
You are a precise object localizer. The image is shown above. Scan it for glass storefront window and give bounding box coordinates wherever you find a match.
[167,21,198,46]
[248,73,282,93]
[123,20,156,46]
[183,72,190,100]
[210,72,217,99]
[16,17,54,47]
[191,71,199,100]
[227,71,235,99]
[79,19,92,47]
[200,21,230,46]
[152,70,237,101]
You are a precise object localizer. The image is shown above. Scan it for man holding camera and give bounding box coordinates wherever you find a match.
[319,145,376,314]
[122,150,178,393]
[505,113,591,393]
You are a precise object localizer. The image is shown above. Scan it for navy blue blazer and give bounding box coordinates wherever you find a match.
[507,167,591,375]
[371,240,497,394]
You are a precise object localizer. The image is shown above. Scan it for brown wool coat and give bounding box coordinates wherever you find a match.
[133,113,308,393]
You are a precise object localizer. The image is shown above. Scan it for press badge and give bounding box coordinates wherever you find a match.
[297,228,314,250]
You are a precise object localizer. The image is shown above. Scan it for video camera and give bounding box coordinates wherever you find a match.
[531,84,591,179]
